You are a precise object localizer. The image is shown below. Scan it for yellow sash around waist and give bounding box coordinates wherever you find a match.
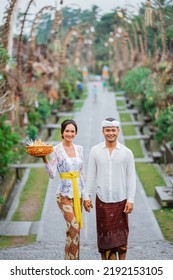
[60,171,83,228]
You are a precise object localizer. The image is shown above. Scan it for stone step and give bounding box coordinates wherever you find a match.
[122,121,144,127]
[57,112,73,117]
[44,124,61,129]
[124,135,150,140]
[10,163,45,169]
[45,141,59,146]
[0,221,39,236]
[155,186,173,207]
[115,91,126,95]
[135,158,154,163]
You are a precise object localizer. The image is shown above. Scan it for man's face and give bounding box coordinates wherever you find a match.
[102,126,120,142]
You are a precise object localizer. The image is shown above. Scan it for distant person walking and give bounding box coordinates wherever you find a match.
[92,83,98,102]
[84,118,136,260]
[102,80,107,91]
[76,80,83,98]
[41,119,85,260]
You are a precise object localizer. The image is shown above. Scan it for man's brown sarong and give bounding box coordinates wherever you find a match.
[96,196,129,254]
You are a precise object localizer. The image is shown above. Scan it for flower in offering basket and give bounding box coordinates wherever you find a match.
[26,139,53,157]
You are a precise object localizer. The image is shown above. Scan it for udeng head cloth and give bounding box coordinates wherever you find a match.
[102,119,120,128]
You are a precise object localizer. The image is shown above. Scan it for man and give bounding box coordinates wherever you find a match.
[84,118,136,260]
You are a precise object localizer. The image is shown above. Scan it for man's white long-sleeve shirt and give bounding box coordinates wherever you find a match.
[84,141,136,203]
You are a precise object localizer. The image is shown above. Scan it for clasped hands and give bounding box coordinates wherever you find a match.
[84,201,133,214]
[83,200,93,212]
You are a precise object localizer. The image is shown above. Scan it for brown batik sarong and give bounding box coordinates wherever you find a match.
[57,194,81,260]
[96,195,129,255]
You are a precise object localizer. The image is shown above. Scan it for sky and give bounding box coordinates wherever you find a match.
[0,0,146,24]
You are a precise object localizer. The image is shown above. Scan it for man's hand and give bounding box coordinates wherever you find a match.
[124,202,133,214]
[83,200,93,212]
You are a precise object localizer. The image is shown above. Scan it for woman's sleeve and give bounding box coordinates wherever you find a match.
[45,148,58,179]
[79,146,90,200]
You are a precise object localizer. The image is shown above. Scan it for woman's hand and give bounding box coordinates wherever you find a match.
[83,200,93,212]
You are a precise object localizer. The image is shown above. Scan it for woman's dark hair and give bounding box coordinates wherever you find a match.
[61,119,78,138]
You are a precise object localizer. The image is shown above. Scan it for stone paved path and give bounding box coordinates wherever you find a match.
[0,81,173,260]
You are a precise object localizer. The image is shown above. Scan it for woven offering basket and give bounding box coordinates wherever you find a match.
[26,145,53,157]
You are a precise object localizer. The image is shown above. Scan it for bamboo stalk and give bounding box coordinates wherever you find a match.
[17,0,34,84]
[135,21,145,65]
[157,1,167,61]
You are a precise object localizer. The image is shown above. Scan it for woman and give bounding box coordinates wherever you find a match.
[42,119,85,260]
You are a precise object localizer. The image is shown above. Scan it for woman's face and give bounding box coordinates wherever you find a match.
[62,124,77,142]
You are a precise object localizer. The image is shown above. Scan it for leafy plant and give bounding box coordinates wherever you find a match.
[26,125,38,140]
[154,105,173,144]
[0,115,20,178]
[27,94,51,128]
[0,195,6,205]
[37,94,51,121]
[60,79,72,98]
[138,75,157,117]
[0,45,10,66]
[28,110,42,129]
[60,66,84,99]
[121,67,151,97]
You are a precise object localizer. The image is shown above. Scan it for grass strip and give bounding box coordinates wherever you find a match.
[136,162,173,243]
[119,113,132,122]
[73,100,84,112]
[154,208,173,243]
[116,100,125,107]
[115,92,124,97]
[125,139,144,158]
[51,128,61,141]
[122,125,136,136]
[135,163,166,196]
[12,168,49,221]
[0,235,36,248]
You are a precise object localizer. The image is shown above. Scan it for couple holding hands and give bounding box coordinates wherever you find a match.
[42,118,136,260]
